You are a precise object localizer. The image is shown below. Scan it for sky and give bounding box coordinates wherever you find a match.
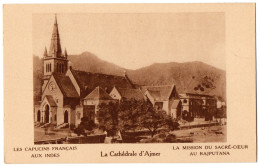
[33,13,225,70]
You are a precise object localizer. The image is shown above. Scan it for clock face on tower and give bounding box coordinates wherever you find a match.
[48,81,56,91]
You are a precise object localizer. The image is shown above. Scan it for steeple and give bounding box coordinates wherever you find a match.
[49,14,62,58]
[43,46,48,57]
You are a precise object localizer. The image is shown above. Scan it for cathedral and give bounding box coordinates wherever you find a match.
[34,15,183,129]
[34,16,136,128]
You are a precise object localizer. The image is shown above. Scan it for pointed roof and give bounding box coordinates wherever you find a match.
[53,74,79,98]
[64,48,68,58]
[84,86,113,100]
[70,69,135,98]
[49,14,62,58]
[142,84,175,101]
[43,47,48,57]
[116,87,144,101]
[124,71,136,88]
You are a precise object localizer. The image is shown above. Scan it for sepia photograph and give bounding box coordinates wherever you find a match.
[4,3,256,163]
[33,13,226,144]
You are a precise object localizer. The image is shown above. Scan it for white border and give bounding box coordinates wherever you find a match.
[0,0,258,166]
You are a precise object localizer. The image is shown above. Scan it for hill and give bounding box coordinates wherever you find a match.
[33,52,226,101]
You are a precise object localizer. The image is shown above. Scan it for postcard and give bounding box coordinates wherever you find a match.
[3,3,256,163]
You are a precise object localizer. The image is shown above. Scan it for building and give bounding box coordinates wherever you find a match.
[109,86,145,101]
[141,85,182,119]
[34,16,136,128]
[179,93,217,121]
[83,86,116,123]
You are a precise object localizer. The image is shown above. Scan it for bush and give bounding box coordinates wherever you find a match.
[164,134,177,143]
[157,132,167,139]
[70,124,75,130]
[74,126,85,136]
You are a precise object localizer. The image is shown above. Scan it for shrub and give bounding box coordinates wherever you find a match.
[74,126,85,136]
[164,134,177,143]
[70,124,75,130]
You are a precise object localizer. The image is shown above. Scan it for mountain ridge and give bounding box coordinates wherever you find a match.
[33,52,226,101]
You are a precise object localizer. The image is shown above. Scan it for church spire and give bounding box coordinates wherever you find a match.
[49,14,62,58]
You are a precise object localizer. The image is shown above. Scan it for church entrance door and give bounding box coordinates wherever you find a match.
[37,110,41,122]
[64,110,68,123]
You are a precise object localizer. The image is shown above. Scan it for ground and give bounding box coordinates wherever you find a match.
[171,125,226,143]
[34,124,226,143]
[34,127,72,142]
[34,127,104,142]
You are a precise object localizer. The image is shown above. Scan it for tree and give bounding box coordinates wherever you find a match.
[165,117,180,131]
[74,116,96,136]
[97,102,120,137]
[79,117,96,131]
[118,99,144,132]
[138,102,169,138]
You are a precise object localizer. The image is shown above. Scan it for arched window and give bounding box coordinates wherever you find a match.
[57,63,59,73]
[46,64,48,72]
[50,63,51,72]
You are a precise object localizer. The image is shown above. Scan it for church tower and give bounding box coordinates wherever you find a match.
[42,15,68,92]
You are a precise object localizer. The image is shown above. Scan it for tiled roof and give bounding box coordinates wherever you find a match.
[53,74,79,98]
[142,85,175,101]
[45,95,57,107]
[84,86,114,100]
[117,88,144,101]
[171,99,181,109]
[71,69,135,97]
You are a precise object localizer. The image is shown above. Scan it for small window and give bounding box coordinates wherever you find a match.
[50,63,52,72]
[54,114,57,121]
[183,99,187,103]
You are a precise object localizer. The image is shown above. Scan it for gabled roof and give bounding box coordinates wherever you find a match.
[84,86,113,100]
[70,69,135,97]
[44,95,57,107]
[142,85,175,101]
[53,74,79,98]
[116,87,144,101]
[171,99,181,109]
